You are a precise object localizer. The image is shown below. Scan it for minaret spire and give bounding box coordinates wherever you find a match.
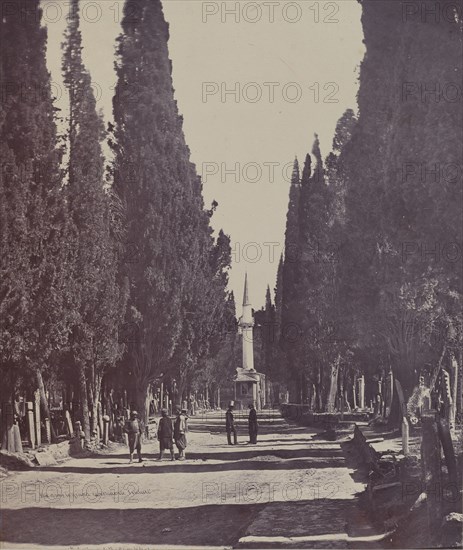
[239,273,254,370]
[243,272,250,306]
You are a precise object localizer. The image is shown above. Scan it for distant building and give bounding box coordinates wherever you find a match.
[234,274,267,410]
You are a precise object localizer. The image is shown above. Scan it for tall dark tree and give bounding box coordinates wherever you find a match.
[111,0,229,421]
[254,285,279,402]
[341,0,463,398]
[62,0,127,440]
[0,1,69,431]
[280,158,303,400]
[170,227,232,405]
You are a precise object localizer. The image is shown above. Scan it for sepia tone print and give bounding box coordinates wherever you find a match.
[0,1,462,549]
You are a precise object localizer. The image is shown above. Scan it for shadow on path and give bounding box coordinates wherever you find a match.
[1,499,355,548]
[38,456,345,475]
[91,447,343,462]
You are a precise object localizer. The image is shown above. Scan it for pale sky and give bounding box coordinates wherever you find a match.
[42,0,365,310]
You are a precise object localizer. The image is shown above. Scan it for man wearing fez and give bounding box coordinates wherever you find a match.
[174,407,189,460]
[157,408,175,461]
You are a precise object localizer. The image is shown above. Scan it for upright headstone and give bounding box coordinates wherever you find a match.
[395,379,406,420]
[26,402,36,449]
[13,424,23,453]
[97,402,103,438]
[2,403,15,451]
[374,394,382,417]
[422,393,431,414]
[44,417,51,444]
[65,410,73,436]
[402,416,410,455]
[102,415,110,446]
[74,421,85,450]
[34,390,41,447]
[385,370,394,417]
[358,375,365,409]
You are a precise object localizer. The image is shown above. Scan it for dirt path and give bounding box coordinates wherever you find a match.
[0,411,383,549]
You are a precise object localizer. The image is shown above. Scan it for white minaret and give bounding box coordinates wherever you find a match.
[239,273,254,371]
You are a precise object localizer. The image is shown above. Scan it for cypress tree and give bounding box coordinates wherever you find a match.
[111,0,227,420]
[0,1,69,429]
[341,0,463,398]
[280,158,303,401]
[62,0,127,440]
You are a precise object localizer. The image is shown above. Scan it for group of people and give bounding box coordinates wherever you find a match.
[123,407,188,463]
[123,401,259,463]
[226,401,258,445]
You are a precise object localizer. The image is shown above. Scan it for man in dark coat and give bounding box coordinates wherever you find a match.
[226,402,237,445]
[157,408,174,461]
[124,411,143,463]
[248,403,258,444]
[174,407,188,460]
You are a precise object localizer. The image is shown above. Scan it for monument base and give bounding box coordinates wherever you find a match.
[233,368,267,410]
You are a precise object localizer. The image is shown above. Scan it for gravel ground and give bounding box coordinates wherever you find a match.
[0,411,383,550]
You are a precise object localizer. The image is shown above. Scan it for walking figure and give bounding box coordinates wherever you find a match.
[248,402,258,444]
[124,411,143,463]
[157,408,175,461]
[226,402,237,445]
[174,407,188,460]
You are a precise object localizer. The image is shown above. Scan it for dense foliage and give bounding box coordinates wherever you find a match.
[0,0,233,440]
[275,0,462,412]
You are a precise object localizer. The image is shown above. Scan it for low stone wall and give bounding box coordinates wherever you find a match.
[280,403,370,427]
[0,436,99,473]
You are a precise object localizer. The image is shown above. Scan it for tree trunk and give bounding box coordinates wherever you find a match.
[421,415,442,543]
[133,383,150,426]
[314,365,322,412]
[457,348,463,417]
[77,364,91,442]
[315,381,322,412]
[326,355,340,413]
[89,373,102,440]
[176,377,187,409]
[429,345,447,392]
[35,368,57,442]
[307,383,313,411]
[87,376,96,438]
[449,353,458,431]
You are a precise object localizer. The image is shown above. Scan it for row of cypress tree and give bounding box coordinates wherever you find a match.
[261,0,462,412]
[0,0,233,440]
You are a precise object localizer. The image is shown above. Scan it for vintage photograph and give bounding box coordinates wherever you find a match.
[0,0,462,549]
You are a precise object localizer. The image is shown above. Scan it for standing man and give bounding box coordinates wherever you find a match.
[174,407,188,460]
[248,403,258,444]
[157,408,175,461]
[124,411,143,463]
[226,402,237,445]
